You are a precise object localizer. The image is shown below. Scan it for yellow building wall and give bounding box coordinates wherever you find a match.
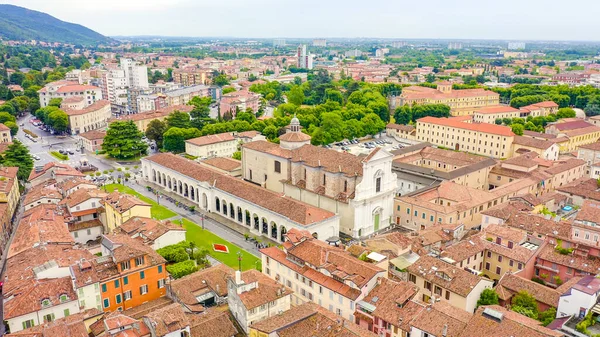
[104,204,151,232]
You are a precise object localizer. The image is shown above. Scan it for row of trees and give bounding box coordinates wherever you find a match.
[394,104,451,124]
[476,289,556,327]
[492,108,577,135]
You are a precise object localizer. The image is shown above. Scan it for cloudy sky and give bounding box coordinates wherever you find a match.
[1,0,598,41]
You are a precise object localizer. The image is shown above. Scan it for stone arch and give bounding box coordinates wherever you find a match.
[172,178,177,192]
[196,188,200,202]
[215,197,221,212]
[167,177,172,189]
[162,173,166,186]
[157,172,162,185]
[229,203,235,219]
[190,185,195,201]
[253,214,259,231]
[261,217,268,234]
[202,193,208,209]
[245,210,251,226]
[178,181,183,195]
[270,221,278,240]
[152,169,156,182]
[279,226,287,242]
[184,183,189,197]
[222,199,228,216]
[237,207,243,223]
[372,206,383,232]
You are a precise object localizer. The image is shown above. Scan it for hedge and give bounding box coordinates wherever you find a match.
[50,151,69,161]
[166,260,199,279]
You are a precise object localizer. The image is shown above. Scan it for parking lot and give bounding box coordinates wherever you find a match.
[327,135,407,156]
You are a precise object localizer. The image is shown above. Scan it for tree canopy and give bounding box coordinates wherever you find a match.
[102,121,148,159]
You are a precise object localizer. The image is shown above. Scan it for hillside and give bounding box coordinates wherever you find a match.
[0,4,113,45]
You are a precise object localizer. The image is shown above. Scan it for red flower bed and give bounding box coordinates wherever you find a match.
[213,243,229,253]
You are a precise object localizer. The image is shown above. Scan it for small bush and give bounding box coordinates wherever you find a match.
[531,277,546,285]
[97,150,106,154]
[157,245,189,263]
[166,260,199,279]
[50,151,69,160]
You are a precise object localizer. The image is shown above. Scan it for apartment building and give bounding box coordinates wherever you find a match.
[28,162,85,187]
[136,93,167,113]
[397,82,499,116]
[98,234,168,312]
[473,105,522,124]
[260,232,386,322]
[78,130,106,153]
[23,182,62,211]
[227,269,292,333]
[0,123,12,143]
[99,69,128,112]
[185,131,266,159]
[38,81,102,108]
[220,90,261,115]
[165,85,211,106]
[545,119,600,153]
[109,105,193,133]
[173,68,212,86]
[511,136,559,160]
[61,99,111,134]
[577,141,600,178]
[119,217,185,250]
[167,264,234,312]
[406,255,493,313]
[385,123,416,143]
[416,116,515,158]
[60,187,106,243]
[103,191,151,232]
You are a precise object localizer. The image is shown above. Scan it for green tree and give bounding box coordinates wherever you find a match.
[48,98,62,107]
[476,289,499,307]
[163,127,201,153]
[585,96,600,117]
[47,109,69,132]
[262,125,279,140]
[511,124,524,136]
[361,113,386,135]
[102,121,148,159]
[232,151,242,160]
[222,87,236,94]
[145,119,167,148]
[4,121,18,136]
[539,307,557,327]
[0,112,16,124]
[213,74,230,86]
[287,86,305,106]
[495,118,502,125]
[1,140,33,181]
[368,101,390,123]
[165,111,191,129]
[511,291,539,319]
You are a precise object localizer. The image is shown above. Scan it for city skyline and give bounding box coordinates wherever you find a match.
[2,0,600,41]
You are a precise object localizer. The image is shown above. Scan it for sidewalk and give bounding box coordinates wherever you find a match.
[125,180,268,258]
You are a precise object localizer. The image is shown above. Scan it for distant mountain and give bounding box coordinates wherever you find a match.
[0,4,113,45]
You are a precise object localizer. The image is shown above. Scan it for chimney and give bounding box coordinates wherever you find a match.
[216,284,220,294]
[442,324,448,337]
[235,270,242,285]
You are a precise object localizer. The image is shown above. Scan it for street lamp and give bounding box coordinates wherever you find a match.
[200,213,205,230]
[237,251,242,272]
[156,191,160,205]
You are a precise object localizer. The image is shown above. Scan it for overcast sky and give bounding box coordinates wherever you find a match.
[2,0,598,41]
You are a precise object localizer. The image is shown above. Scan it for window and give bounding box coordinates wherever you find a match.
[43,313,55,322]
[158,279,165,288]
[344,180,348,192]
[102,284,107,292]
[407,208,410,215]
[274,160,281,173]
[430,215,434,221]
[518,263,523,269]
[103,298,110,308]
[123,276,128,285]
[445,290,450,300]
[116,294,122,304]
[485,262,490,270]
[424,281,432,291]
[487,251,491,258]
[140,271,145,279]
[338,294,343,304]
[74,231,78,238]
[376,177,381,193]
[509,260,514,267]
[496,266,502,275]
[498,255,503,263]
[124,291,132,301]
[121,261,130,270]
[135,257,144,266]
[114,279,120,288]
[158,265,163,273]
[414,210,418,216]
[22,319,35,330]
[434,286,442,296]
[140,285,148,295]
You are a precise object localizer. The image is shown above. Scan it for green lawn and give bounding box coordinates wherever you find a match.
[104,184,177,220]
[182,218,261,271]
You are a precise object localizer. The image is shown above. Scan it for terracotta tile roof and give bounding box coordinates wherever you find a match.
[418,116,515,137]
[145,153,336,225]
[243,141,365,177]
[523,130,558,139]
[505,213,572,240]
[143,303,189,337]
[60,188,106,209]
[6,308,103,337]
[237,130,261,138]
[4,246,95,296]
[235,269,292,309]
[103,191,150,213]
[79,129,106,140]
[186,132,235,146]
[28,162,84,181]
[57,177,96,194]
[527,101,559,109]
[475,105,520,114]
[441,236,486,263]
[537,244,600,274]
[23,182,62,206]
[495,273,561,307]
[188,309,238,337]
[361,278,419,327]
[103,233,166,265]
[407,255,487,297]
[575,200,600,224]
[250,302,319,333]
[549,120,594,131]
[410,300,471,337]
[286,239,384,289]
[557,178,600,202]
[386,123,415,132]
[120,217,184,243]
[62,99,110,116]
[260,246,362,300]
[169,264,234,311]
[513,136,556,150]
[121,297,173,319]
[8,206,73,258]
[459,305,562,337]
[68,219,103,232]
[55,84,99,93]
[268,303,378,337]
[4,277,77,319]
[481,201,533,220]
[279,131,312,142]
[110,105,193,123]
[201,157,241,172]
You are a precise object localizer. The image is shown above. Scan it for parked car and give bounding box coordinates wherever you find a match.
[67,149,75,155]
[59,149,67,155]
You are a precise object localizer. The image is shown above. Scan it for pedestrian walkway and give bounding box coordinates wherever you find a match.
[124,180,270,258]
